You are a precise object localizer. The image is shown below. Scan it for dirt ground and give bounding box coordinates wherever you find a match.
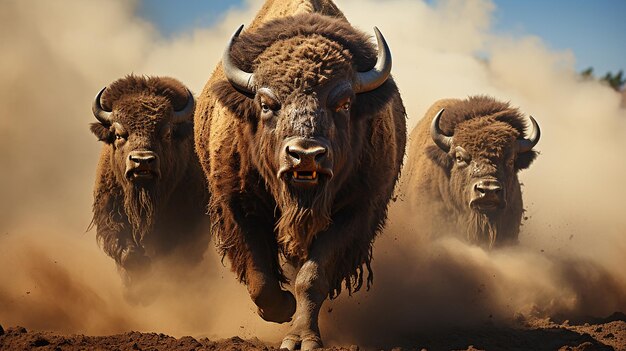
[1,312,624,351]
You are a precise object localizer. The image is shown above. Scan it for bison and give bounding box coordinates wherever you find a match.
[401,96,540,247]
[89,75,209,285]
[194,12,406,350]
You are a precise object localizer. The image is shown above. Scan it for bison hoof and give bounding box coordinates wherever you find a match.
[279,334,322,351]
[257,289,296,324]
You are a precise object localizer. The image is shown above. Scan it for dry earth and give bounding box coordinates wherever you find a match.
[1,312,624,351]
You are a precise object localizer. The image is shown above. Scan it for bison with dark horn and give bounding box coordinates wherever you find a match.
[194,11,406,350]
[402,96,541,247]
[89,75,210,292]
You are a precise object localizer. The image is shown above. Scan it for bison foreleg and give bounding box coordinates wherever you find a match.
[280,259,328,350]
[244,245,296,323]
[280,209,370,351]
[246,268,296,323]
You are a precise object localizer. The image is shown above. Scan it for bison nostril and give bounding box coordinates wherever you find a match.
[475,181,502,196]
[129,153,156,164]
[286,147,300,161]
[314,149,327,162]
[475,184,485,194]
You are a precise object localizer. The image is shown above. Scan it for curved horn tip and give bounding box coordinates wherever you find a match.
[526,115,541,144]
[517,115,541,153]
[222,24,256,94]
[430,108,453,152]
[92,87,112,125]
[372,26,392,66]
[234,24,244,37]
[172,88,195,122]
[354,27,392,93]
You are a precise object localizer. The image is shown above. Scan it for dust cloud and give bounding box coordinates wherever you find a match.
[0,0,624,348]
[0,0,281,341]
[318,0,626,348]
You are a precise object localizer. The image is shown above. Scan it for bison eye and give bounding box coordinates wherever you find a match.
[335,98,351,112]
[257,88,280,118]
[261,102,270,113]
[454,147,470,165]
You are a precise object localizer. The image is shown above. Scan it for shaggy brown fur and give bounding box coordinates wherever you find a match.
[198,12,404,295]
[195,7,406,347]
[90,75,209,284]
[401,95,539,247]
[197,14,404,294]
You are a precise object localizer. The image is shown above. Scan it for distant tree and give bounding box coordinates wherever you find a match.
[581,67,594,80]
[602,70,625,91]
[580,67,625,92]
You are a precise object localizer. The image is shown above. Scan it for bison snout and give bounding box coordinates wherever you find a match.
[470,179,505,211]
[126,150,160,180]
[129,152,157,165]
[474,179,502,195]
[278,138,333,183]
[286,144,327,165]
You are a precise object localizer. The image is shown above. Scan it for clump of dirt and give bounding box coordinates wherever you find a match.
[1,313,624,351]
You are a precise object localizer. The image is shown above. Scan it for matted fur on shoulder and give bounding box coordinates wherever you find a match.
[101,74,190,112]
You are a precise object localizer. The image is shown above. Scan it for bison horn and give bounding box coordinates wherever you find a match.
[222,25,256,94]
[354,27,392,93]
[430,108,453,152]
[92,87,112,125]
[517,115,541,153]
[172,88,195,123]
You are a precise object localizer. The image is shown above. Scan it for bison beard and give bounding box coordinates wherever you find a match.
[465,211,498,248]
[196,10,406,349]
[123,184,160,248]
[275,181,332,261]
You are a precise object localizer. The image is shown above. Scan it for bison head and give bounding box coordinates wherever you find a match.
[429,100,540,247]
[219,15,392,259]
[90,76,195,246]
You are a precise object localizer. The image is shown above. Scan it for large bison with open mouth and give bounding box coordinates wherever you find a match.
[89,75,209,285]
[401,96,540,247]
[194,13,406,350]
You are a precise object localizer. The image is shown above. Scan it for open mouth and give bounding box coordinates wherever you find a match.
[470,199,501,212]
[127,169,158,180]
[293,171,318,182]
[278,167,333,186]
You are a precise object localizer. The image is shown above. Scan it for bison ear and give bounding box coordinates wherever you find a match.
[515,150,538,170]
[90,122,114,143]
[173,121,194,139]
[425,145,452,174]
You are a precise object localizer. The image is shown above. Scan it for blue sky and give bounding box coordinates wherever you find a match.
[138,0,625,76]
